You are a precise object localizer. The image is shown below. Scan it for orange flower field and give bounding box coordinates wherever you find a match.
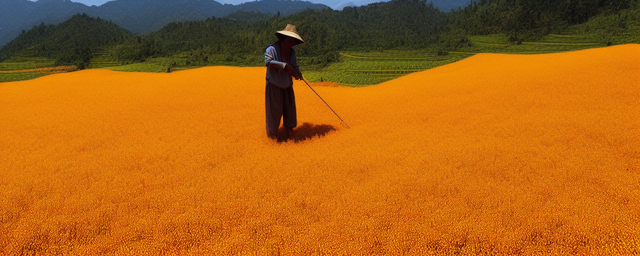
[1,44,639,255]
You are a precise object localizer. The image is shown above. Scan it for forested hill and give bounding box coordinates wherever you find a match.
[0,0,452,68]
[0,0,329,47]
[0,13,132,68]
[115,0,449,64]
[453,0,639,41]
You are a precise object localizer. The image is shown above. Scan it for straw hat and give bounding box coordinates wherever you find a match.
[276,24,304,45]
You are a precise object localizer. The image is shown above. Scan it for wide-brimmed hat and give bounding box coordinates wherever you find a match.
[276,24,304,45]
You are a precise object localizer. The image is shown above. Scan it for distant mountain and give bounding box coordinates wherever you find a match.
[1,0,91,47]
[334,2,355,11]
[429,0,471,12]
[0,0,328,47]
[82,0,232,34]
[236,0,328,16]
[324,0,470,12]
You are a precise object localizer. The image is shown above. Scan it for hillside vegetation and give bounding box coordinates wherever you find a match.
[0,14,132,69]
[106,0,449,69]
[106,0,640,66]
[453,0,640,42]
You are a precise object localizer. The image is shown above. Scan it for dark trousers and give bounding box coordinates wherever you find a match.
[265,82,297,138]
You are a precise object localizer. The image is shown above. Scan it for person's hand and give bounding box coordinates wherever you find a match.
[285,65,301,80]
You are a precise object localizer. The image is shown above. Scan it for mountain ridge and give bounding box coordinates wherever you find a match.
[0,0,329,47]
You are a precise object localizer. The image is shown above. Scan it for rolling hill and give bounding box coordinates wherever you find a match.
[0,13,132,66]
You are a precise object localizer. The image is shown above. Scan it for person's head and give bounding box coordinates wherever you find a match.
[278,34,298,48]
[275,24,304,47]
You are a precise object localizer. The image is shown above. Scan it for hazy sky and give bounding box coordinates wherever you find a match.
[69,0,384,10]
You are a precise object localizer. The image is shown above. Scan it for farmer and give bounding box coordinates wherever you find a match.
[264,24,304,140]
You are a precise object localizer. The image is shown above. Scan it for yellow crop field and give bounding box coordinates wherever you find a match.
[1,44,639,255]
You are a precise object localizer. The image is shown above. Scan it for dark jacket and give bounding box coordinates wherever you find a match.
[264,41,302,88]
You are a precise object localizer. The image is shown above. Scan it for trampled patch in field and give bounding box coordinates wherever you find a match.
[1,45,638,255]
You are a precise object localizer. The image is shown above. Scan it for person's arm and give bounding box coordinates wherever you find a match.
[265,46,287,70]
[289,50,302,80]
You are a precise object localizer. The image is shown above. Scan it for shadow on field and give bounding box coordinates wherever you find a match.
[278,122,336,143]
